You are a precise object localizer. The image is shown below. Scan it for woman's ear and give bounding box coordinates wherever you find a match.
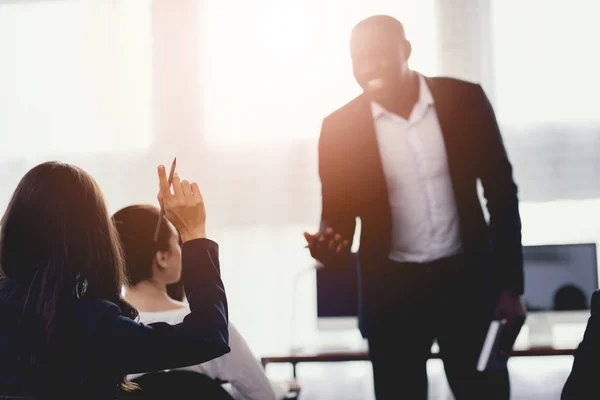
[154,250,168,270]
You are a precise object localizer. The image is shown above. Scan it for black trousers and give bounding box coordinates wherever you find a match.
[366,254,509,400]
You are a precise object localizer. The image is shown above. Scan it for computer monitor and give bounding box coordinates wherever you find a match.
[523,243,598,311]
[522,243,598,345]
[315,254,359,331]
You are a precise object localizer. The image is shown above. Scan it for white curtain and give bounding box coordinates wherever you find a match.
[0,0,157,212]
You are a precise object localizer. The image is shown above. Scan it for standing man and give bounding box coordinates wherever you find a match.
[304,15,526,400]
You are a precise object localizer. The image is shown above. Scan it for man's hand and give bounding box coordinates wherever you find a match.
[496,290,527,325]
[303,227,350,266]
[496,290,527,354]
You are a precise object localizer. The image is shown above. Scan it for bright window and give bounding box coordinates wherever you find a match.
[490,0,600,264]
[491,0,600,126]
[0,1,153,160]
[201,0,437,148]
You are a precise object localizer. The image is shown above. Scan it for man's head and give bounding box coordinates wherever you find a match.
[350,15,412,93]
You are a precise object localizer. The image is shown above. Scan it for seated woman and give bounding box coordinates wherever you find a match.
[0,162,229,399]
[562,290,600,399]
[114,205,298,400]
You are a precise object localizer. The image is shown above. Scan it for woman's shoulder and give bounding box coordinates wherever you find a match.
[69,299,128,332]
[73,298,121,315]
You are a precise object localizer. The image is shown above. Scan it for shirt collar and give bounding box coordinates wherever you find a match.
[370,101,387,120]
[418,74,434,108]
[370,74,434,120]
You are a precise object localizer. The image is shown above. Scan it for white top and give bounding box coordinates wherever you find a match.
[127,306,287,400]
[371,75,463,263]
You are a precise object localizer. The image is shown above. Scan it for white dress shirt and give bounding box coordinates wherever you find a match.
[371,75,463,263]
[127,306,288,400]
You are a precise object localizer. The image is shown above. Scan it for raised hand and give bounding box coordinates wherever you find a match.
[157,165,206,242]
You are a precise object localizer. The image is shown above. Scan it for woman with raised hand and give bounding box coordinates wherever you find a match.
[0,162,229,399]
[114,204,299,400]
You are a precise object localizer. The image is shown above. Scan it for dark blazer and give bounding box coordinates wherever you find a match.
[0,238,229,399]
[318,76,523,336]
[562,290,600,399]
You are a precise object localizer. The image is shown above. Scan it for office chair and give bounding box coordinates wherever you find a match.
[119,370,234,400]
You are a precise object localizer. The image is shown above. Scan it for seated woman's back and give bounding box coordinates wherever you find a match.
[133,306,288,400]
[115,205,292,400]
[0,162,229,399]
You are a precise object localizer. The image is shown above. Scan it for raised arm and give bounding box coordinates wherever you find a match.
[84,165,230,374]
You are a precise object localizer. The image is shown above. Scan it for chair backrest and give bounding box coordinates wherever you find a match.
[121,370,234,400]
[0,383,36,400]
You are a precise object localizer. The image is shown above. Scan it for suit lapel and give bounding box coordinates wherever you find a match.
[425,77,466,194]
[355,78,464,208]
[425,77,457,158]
[357,77,465,200]
[352,94,389,211]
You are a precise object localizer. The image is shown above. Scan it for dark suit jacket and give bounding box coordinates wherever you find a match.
[0,239,229,400]
[318,76,523,336]
[562,290,600,399]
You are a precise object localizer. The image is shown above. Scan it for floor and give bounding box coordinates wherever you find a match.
[266,356,575,399]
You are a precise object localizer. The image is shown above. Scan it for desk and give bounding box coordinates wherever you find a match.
[261,347,576,378]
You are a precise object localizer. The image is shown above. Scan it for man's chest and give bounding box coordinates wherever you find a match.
[372,107,450,186]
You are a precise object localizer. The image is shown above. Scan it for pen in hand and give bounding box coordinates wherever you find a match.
[153,157,177,242]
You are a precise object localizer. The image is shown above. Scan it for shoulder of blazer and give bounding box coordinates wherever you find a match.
[425,75,481,92]
[323,94,368,130]
[69,298,125,336]
[320,95,375,151]
[425,76,485,117]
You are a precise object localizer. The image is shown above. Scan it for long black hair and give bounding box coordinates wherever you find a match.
[0,161,137,343]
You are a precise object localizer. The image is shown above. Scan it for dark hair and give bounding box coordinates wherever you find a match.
[351,15,406,42]
[112,205,175,287]
[554,284,588,311]
[0,162,137,343]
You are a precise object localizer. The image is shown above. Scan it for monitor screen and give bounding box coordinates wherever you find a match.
[316,255,359,318]
[523,243,598,311]
[316,243,599,317]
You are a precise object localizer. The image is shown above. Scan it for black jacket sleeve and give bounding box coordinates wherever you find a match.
[562,291,600,399]
[475,84,524,294]
[75,238,229,375]
[318,117,357,246]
